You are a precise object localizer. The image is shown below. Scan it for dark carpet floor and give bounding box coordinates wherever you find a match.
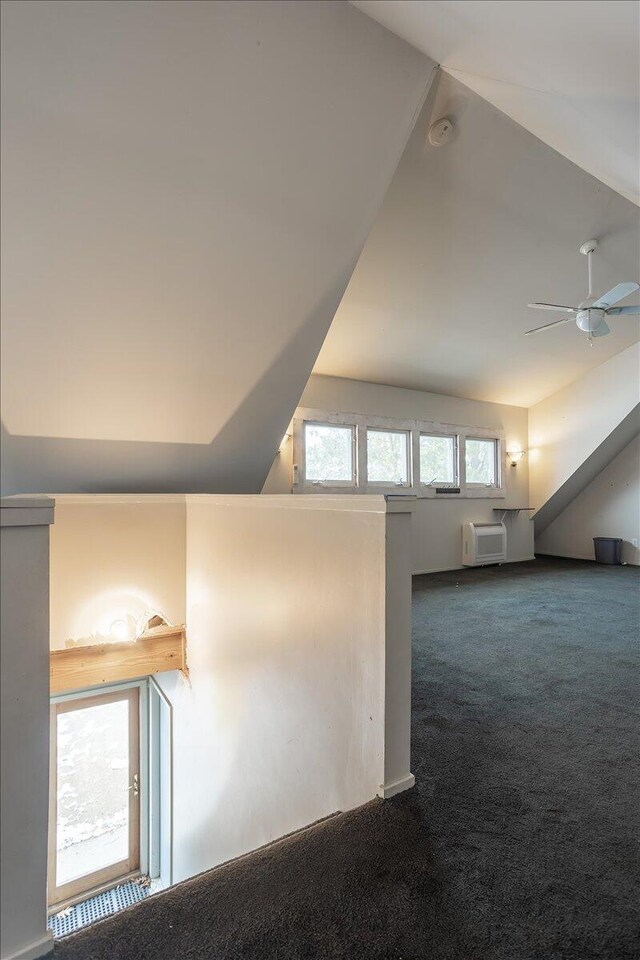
[55,557,640,960]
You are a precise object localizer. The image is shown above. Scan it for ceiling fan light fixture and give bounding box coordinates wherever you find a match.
[525,239,639,338]
[576,307,607,334]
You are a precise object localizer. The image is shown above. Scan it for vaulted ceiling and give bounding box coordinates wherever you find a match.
[1,0,433,494]
[352,0,640,205]
[314,70,640,407]
[2,1,638,498]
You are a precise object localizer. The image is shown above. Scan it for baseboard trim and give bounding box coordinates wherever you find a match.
[536,551,640,567]
[413,563,460,576]
[378,773,415,799]
[413,556,535,577]
[148,810,344,898]
[2,931,53,960]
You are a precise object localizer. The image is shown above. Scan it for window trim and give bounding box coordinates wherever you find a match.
[48,683,143,911]
[365,426,412,489]
[296,417,357,490]
[292,408,506,499]
[419,431,459,488]
[464,435,501,490]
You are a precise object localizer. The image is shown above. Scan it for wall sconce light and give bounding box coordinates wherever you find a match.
[506,448,526,467]
[106,609,169,644]
[279,433,291,453]
[109,619,130,641]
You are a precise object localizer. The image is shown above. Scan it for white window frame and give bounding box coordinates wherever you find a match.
[292,408,505,499]
[49,676,172,910]
[462,434,502,495]
[48,679,152,911]
[365,426,412,490]
[418,431,459,490]
[295,417,358,491]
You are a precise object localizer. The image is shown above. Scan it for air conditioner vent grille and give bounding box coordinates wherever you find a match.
[477,534,504,557]
[462,522,507,566]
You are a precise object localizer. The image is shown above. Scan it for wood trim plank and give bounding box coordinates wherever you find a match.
[50,627,187,695]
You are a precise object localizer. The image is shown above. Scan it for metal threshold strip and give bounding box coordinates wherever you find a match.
[48,879,150,938]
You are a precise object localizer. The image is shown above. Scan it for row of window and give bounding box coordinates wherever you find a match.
[293,416,502,493]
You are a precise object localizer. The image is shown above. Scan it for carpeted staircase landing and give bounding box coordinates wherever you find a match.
[55,557,640,960]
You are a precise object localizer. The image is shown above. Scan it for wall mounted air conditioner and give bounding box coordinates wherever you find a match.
[462,522,507,567]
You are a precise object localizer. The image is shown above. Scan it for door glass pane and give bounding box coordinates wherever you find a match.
[56,699,129,886]
[367,430,409,484]
[465,438,497,485]
[304,423,354,482]
[420,435,456,484]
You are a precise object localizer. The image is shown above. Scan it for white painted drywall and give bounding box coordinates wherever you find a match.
[263,375,534,573]
[47,494,413,884]
[49,497,186,650]
[352,0,640,204]
[1,497,54,960]
[313,70,640,408]
[536,435,640,566]
[529,343,640,513]
[156,495,393,882]
[1,0,434,496]
[383,504,414,795]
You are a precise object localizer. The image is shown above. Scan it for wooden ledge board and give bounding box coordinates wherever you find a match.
[50,626,187,694]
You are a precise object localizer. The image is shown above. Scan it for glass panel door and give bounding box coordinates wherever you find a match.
[48,688,140,908]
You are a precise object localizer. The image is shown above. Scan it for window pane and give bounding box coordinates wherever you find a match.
[56,699,130,885]
[465,438,497,485]
[367,430,409,483]
[420,435,456,484]
[305,423,353,482]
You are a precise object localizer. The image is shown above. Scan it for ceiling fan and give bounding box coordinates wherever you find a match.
[526,239,639,340]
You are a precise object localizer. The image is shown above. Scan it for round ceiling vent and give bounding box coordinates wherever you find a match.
[428,117,454,147]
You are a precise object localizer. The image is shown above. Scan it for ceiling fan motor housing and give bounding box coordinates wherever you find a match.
[576,306,606,333]
[525,238,638,338]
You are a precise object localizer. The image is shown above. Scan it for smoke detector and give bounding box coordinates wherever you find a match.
[428,117,454,147]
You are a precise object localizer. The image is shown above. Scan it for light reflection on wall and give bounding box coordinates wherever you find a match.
[66,588,158,647]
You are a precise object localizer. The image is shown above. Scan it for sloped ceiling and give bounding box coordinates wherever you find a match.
[0,0,434,495]
[352,0,640,205]
[314,70,640,408]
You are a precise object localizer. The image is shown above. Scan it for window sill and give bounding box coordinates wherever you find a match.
[295,484,506,500]
[464,486,505,499]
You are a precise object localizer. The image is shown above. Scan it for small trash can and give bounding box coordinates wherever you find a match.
[593,537,623,564]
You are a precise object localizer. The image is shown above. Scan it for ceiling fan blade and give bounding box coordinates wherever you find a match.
[592,282,639,309]
[527,302,577,312]
[606,304,640,316]
[591,320,610,338]
[525,316,574,336]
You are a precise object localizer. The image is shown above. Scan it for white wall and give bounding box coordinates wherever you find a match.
[49,497,186,650]
[1,0,434,496]
[536,435,640,566]
[1,497,54,960]
[264,375,534,573]
[383,503,414,796]
[45,494,413,887]
[159,495,392,882]
[529,342,640,514]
